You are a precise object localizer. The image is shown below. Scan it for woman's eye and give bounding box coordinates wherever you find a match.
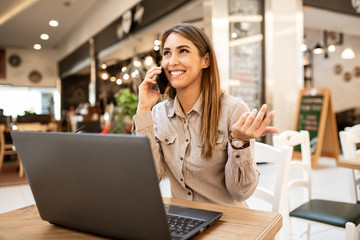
[180,49,189,53]
[163,50,170,56]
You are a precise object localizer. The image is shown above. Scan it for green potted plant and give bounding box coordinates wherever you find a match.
[110,88,138,134]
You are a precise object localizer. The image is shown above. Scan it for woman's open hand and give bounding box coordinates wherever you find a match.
[230,104,279,141]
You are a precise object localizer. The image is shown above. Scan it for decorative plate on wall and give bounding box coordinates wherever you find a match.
[344,72,352,82]
[28,70,42,83]
[354,66,360,78]
[334,64,342,75]
[8,54,21,67]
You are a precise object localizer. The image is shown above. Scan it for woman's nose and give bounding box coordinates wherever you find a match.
[169,53,179,65]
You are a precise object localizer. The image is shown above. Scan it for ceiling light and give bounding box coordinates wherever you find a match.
[101,72,109,80]
[123,74,129,80]
[312,43,323,54]
[341,48,356,59]
[154,40,160,46]
[33,44,41,50]
[40,34,49,40]
[49,20,59,27]
[154,45,160,51]
[327,44,336,52]
[101,64,107,69]
[300,44,307,52]
[131,70,139,78]
[110,76,116,82]
[231,32,238,39]
[116,79,123,85]
[121,67,127,72]
[145,56,153,66]
[133,59,141,67]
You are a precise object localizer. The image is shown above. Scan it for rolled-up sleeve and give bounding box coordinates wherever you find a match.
[132,111,165,181]
[222,96,260,202]
[225,139,259,202]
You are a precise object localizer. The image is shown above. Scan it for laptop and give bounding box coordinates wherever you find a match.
[11,131,222,240]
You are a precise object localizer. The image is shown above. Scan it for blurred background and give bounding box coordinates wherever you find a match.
[0,0,359,135]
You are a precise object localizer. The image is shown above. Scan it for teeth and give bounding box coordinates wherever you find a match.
[170,71,184,76]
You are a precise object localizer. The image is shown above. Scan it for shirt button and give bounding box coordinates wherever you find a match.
[184,119,186,123]
[235,155,240,158]
[180,178,183,182]
[165,138,169,142]
[188,192,191,196]
[180,157,183,161]
[185,139,189,142]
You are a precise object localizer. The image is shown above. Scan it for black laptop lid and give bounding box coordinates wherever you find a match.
[11,131,171,240]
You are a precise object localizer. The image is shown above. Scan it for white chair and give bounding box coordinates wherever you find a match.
[274,130,360,240]
[250,141,293,240]
[340,126,360,204]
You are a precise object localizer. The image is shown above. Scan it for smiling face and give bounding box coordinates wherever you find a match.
[162,33,209,94]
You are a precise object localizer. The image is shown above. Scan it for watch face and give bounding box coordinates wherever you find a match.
[233,139,244,148]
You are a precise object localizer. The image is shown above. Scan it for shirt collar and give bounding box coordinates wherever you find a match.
[166,94,203,118]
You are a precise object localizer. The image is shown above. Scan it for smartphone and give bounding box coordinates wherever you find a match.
[156,69,169,94]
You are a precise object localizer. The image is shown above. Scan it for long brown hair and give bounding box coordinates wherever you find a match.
[161,23,222,158]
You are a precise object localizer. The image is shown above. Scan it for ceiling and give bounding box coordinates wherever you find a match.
[1,0,360,56]
[304,7,360,36]
[97,0,203,64]
[0,0,98,50]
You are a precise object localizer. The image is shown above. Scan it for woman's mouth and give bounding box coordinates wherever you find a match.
[170,71,185,77]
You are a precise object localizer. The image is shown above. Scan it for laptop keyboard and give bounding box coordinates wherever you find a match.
[167,214,205,235]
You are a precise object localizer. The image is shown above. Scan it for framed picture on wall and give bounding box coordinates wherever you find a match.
[0,49,5,78]
[354,66,360,78]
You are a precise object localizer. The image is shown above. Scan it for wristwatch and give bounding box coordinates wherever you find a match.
[229,136,250,150]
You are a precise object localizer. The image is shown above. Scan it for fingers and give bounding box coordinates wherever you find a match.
[235,111,250,127]
[137,67,164,113]
[256,110,275,134]
[141,67,162,87]
[242,108,257,128]
[261,126,279,137]
[231,104,277,140]
[248,104,267,129]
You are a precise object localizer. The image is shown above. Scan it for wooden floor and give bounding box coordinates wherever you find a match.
[0,160,27,187]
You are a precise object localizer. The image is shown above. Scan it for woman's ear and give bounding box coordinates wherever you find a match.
[202,53,210,69]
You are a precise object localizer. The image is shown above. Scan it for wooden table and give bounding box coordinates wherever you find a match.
[0,197,282,240]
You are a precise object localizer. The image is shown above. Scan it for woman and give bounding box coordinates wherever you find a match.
[132,23,278,207]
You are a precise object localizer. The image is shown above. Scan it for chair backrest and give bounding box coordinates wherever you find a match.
[16,122,48,132]
[341,126,360,160]
[0,124,18,172]
[273,130,312,207]
[253,142,293,213]
[344,124,360,131]
[252,142,292,240]
[340,126,360,203]
[0,124,5,170]
[272,130,312,240]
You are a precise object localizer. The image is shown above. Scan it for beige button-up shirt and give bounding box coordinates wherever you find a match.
[132,92,259,208]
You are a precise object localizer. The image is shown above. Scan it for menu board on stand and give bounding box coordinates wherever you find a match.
[294,88,339,169]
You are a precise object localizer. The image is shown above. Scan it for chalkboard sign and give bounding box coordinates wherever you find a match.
[295,95,324,154]
[294,88,339,169]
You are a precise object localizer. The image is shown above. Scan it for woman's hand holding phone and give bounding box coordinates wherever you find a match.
[156,69,169,94]
[137,67,170,114]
